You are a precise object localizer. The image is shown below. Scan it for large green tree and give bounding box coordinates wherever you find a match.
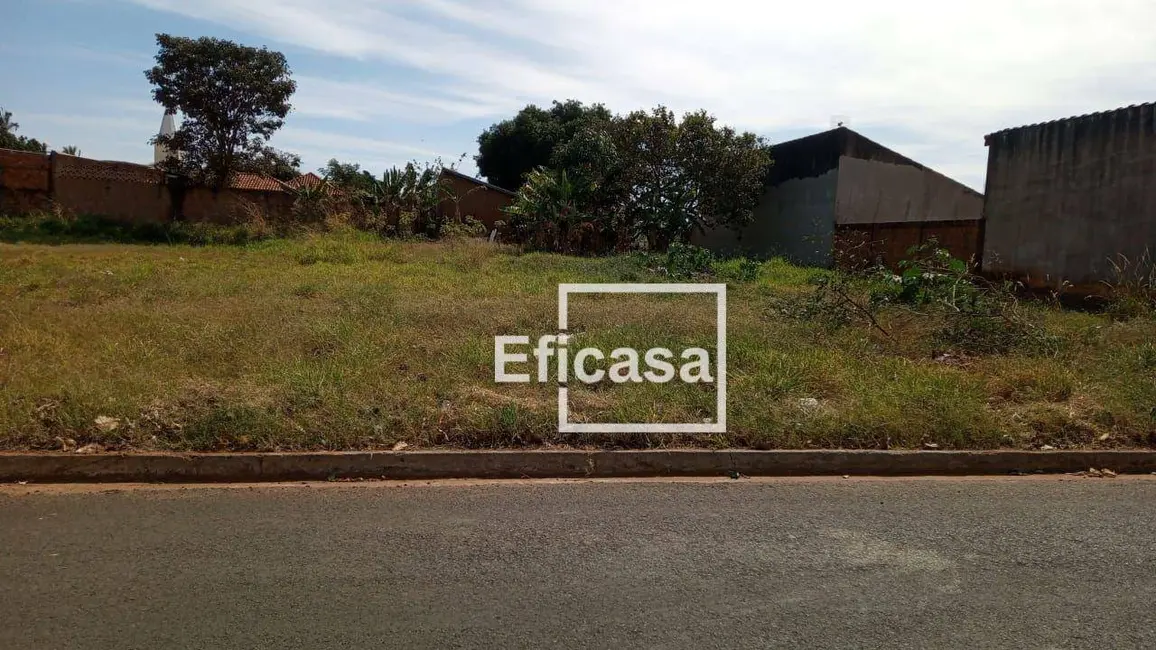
[239,143,301,181]
[0,107,48,153]
[318,159,377,194]
[145,34,296,188]
[500,104,772,252]
[614,107,772,249]
[475,100,611,191]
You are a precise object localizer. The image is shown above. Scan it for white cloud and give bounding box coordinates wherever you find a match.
[17,111,462,174]
[274,126,452,161]
[19,112,157,163]
[116,0,1156,187]
[291,76,513,123]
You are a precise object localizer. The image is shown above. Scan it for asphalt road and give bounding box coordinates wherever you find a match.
[1,477,1154,649]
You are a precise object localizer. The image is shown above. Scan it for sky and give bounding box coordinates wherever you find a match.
[4,0,1155,191]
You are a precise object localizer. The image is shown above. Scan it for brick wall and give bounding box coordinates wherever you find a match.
[52,154,171,222]
[0,148,52,213]
[42,153,296,223]
[181,186,296,223]
[438,170,514,230]
[834,220,982,271]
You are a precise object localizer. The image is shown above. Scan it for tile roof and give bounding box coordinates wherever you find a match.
[282,172,323,190]
[229,172,286,192]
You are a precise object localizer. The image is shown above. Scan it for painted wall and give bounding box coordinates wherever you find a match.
[835,156,983,224]
[982,103,1156,286]
[692,168,838,267]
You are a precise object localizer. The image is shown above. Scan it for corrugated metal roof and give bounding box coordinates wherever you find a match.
[985,101,1156,140]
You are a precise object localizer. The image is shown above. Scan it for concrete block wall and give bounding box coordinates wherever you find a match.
[835,157,983,225]
[692,169,837,266]
[982,103,1156,286]
[693,128,982,268]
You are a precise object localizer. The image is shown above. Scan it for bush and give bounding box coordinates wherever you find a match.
[790,240,1060,355]
[712,257,761,283]
[868,239,981,310]
[650,243,761,283]
[0,212,282,246]
[438,216,488,240]
[663,242,715,279]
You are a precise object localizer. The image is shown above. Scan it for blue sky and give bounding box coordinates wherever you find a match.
[5,0,1156,191]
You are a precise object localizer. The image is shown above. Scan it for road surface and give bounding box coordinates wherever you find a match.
[2,477,1154,649]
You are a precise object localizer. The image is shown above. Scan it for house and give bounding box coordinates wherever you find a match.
[981,102,1156,289]
[282,172,322,191]
[692,127,984,269]
[437,167,515,231]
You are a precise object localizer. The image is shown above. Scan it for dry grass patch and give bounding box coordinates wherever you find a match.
[1,231,1154,451]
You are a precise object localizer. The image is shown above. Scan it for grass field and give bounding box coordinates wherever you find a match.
[1,229,1154,451]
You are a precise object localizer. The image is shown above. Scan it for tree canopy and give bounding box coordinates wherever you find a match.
[239,144,301,181]
[497,103,773,252]
[475,100,612,191]
[0,107,47,153]
[318,159,377,194]
[145,34,296,188]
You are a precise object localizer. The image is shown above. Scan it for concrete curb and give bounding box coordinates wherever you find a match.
[1,450,1154,483]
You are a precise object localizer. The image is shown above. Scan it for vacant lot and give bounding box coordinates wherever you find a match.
[1,231,1153,451]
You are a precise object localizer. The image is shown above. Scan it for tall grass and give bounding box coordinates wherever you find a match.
[0,233,1153,451]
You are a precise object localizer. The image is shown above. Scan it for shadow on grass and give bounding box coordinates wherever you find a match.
[0,213,273,246]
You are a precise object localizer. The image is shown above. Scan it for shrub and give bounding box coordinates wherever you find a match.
[648,243,761,283]
[662,242,716,279]
[869,239,981,310]
[439,216,488,240]
[712,257,761,283]
[790,240,1060,355]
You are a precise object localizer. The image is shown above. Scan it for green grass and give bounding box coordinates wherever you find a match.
[1,229,1154,451]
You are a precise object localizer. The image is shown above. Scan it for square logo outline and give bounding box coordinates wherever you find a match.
[556,283,727,433]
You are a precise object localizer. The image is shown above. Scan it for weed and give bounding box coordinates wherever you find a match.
[1102,248,1156,319]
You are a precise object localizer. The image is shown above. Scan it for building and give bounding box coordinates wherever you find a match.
[282,172,322,191]
[982,103,1156,288]
[692,127,984,269]
[437,167,515,231]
